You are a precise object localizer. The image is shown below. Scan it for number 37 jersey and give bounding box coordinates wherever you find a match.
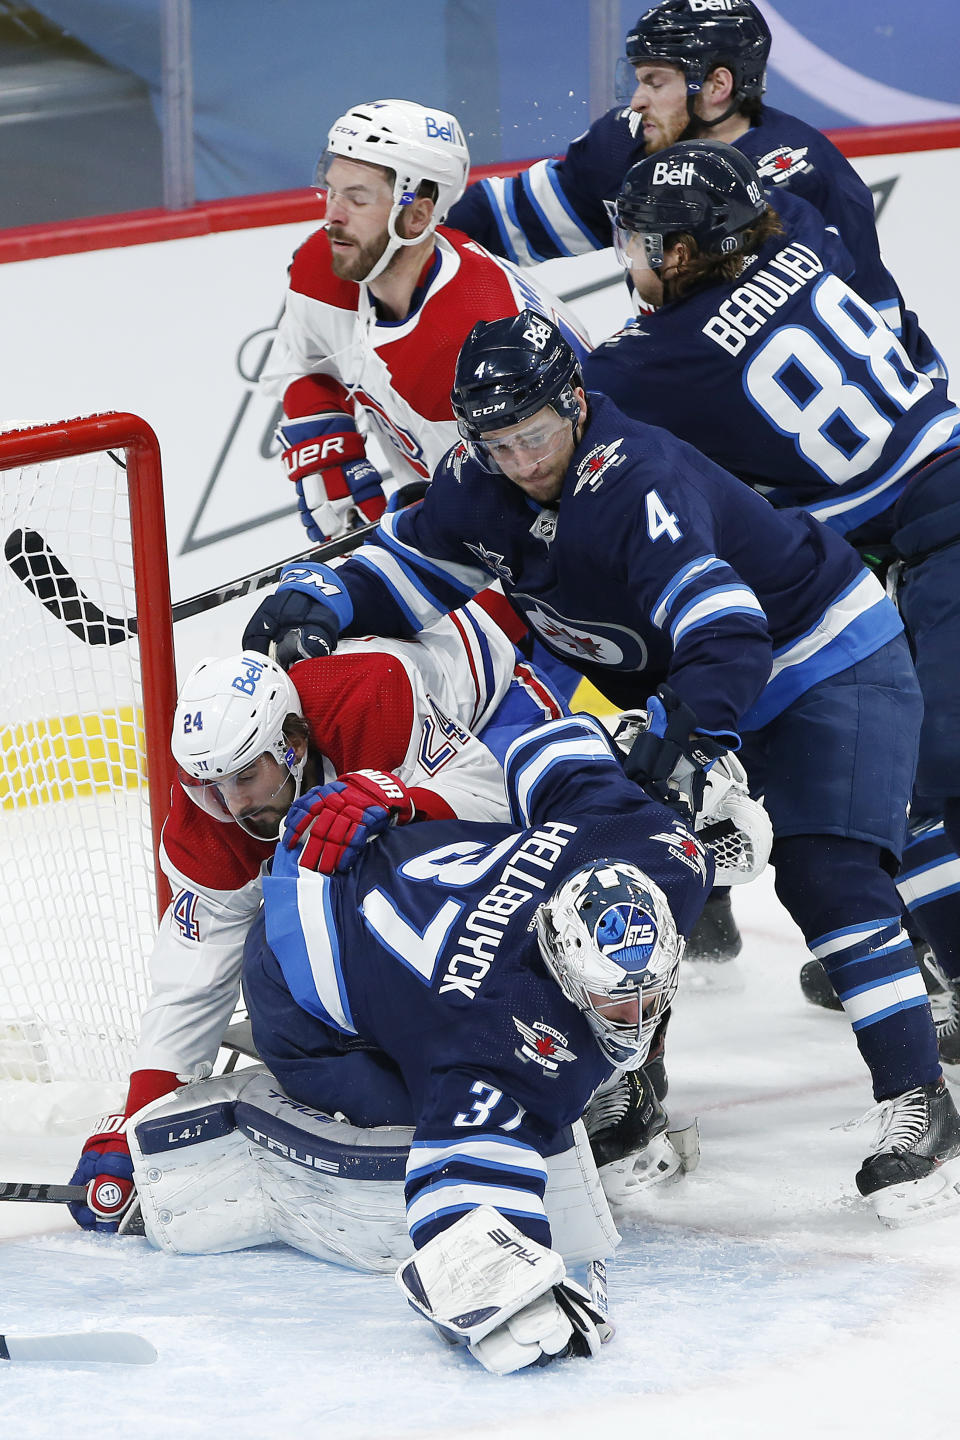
[584,191,960,542]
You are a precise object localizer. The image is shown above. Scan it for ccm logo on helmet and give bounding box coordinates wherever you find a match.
[652,160,696,187]
[232,657,266,697]
[472,402,508,416]
[425,115,457,142]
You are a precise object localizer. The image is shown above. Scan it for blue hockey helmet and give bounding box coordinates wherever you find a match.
[451,310,583,456]
[610,140,766,269]
[536,859,683,1070]
[616,0,771,115]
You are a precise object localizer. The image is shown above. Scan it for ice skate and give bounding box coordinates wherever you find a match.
[853,1077,960,1227]
[936,977,960,1067]
[583,1068,698,1203]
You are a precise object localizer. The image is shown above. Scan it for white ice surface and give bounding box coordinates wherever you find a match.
[2,867,958,1440]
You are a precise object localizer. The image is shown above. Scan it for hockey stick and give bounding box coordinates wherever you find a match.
[0,1331,157,1364]
[4,481,427,646]
[0,1180,146,1235]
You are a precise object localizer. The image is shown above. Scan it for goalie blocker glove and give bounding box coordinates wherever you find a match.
[242,560,354,671]
[397,1206,612,1375]
[284,769,416,874]
[278,413,387,543]
[623,683,737,821]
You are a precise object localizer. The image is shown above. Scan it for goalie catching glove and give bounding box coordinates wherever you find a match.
[613,708,771,886]
[622,684,736,822]
[278,413,387,543]
[397,1206,613,1375]
[284,769,416,873]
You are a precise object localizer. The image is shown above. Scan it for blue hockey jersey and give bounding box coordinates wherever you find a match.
[253,715,713,1250]
[276,392,902,735]
[446,104,943,377]
[583,191,960,543]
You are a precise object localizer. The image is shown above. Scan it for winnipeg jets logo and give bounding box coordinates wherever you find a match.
[651,829,708,883]
[756,145,811,185]
[464,541,515,583]
[513,1017,577,1074]
[574,437,626,495]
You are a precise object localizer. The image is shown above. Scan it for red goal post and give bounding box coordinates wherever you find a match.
[0,412,177,1085]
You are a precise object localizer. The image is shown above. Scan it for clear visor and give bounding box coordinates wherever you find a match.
[178,749,299,840]
[312,149,397,208]
[612,221,665,274]
[614,56,639,107]
[461,409,571,475]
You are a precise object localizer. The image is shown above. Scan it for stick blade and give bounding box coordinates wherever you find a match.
[3,1330,158,1364]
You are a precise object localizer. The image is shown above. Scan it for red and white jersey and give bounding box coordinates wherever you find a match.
[133,601,532,1082]
[261,225,590,486]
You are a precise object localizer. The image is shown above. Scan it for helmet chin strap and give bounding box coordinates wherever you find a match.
[359,203,438,284]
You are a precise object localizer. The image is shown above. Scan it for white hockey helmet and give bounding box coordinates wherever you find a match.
[535,860,682,1070]
[172,652,307,838]
[315,98,470,280]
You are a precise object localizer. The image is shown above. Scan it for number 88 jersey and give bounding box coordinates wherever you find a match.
[583,189,960,544]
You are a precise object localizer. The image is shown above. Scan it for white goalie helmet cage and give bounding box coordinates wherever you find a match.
[536,860,683,1071]
[171,651,307,832]
[315,98,470,280]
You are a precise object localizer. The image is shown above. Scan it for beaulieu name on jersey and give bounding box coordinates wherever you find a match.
[702,242,825,355]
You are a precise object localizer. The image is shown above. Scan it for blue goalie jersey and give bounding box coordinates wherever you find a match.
[583,191,960,542]
[279,391,902,736]
[446,103,944,379]
[248,715,713,1250]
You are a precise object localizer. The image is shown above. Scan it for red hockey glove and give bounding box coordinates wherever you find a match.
[284,770,416,874]
[278,413,386,542]
[67,1069,179,1233]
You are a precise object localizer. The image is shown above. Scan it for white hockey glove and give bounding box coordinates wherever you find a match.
[396,1206,613,1375]
[612,711,772,885]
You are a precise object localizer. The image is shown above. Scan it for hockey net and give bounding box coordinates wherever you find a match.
[0,414,176,1109]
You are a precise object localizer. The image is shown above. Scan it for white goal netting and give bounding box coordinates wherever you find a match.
[0,417,175,1097]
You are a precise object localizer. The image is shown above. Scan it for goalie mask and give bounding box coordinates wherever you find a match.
[536,861,682,1070]
[315,99,470,283]
[172,652,307,840]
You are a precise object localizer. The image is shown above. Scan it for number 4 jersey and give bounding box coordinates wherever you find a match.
[583,190,960,543]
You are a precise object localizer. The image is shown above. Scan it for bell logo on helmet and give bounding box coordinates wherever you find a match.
[231,657,266,697]
[690,0,739,11]
[651,159,696,187]
[425,115,456,142]
[522,317,553,351]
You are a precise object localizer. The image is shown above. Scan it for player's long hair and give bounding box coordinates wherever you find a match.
[666,204,784,300]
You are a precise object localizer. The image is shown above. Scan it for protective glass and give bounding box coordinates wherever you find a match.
[178,750,298,839]
[463,409,571,474]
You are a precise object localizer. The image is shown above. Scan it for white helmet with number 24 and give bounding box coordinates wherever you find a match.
[172,652,306,835]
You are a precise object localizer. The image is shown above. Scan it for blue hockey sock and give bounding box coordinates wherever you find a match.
[897,811,960,981]
[774,835,941,1099]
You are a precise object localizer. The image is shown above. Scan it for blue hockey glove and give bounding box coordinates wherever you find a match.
[68,1115,136,1233]
[241,561,353,670]
[623,684,735,820]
